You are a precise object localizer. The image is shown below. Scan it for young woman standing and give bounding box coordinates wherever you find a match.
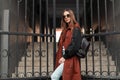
[51,9,82,80]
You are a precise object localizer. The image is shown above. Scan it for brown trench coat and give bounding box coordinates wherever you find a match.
[55,23,82,80]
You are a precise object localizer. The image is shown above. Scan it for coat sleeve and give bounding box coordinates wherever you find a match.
[63,27,82,59]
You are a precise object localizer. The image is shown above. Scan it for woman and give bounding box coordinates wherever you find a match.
[51,9,82,80]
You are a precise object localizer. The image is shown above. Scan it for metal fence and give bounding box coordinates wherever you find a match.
[0,0,120,80]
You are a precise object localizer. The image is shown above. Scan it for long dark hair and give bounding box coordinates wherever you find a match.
[61,9,78,30]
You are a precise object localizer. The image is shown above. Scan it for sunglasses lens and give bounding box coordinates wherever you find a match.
[63,14,70,18]
[67,14,70,17]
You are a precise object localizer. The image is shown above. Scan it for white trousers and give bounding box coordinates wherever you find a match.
[51,63,64,80]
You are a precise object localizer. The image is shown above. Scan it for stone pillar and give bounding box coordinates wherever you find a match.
[0,10,9,78]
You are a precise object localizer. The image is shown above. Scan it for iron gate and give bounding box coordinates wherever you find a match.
[0,0,120,80]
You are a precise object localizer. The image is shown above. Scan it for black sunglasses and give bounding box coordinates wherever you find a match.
[63,14,70,18]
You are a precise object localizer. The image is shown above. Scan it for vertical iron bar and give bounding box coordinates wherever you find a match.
[76,0,79,22]
[97,0,100,33]
[83,0,88,76]
[105,0,110,76]
[113,0,118,75]
[90,0,95,78]
[24,0,27,77]
[46,0,48,35]
[115,50,119,80]
[32,0,35,76]
[39,0,42,77]
[105,0,108,32]
[16,0,20,77]
[97,0,102,78]
[8,0,11,77]
[84,0,87,30]
[46,0,49,76]
[112,0,115,31]
[76,0,81,74]
[53,0,56,69]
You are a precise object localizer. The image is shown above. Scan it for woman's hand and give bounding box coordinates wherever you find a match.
[59,57,65,64]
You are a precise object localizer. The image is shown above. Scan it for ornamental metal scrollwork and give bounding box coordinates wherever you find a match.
[26,72,32,77]
[110,71,117,77]
[102,71,108,77]
[94,71,100,77]
[34,50,40,57]
[88,71,93,76]
[41,71,47,76]
[41,50,46,57]
[18,72,24,78]
[1,49,8,57]
[26,49,32,57]
[81,71,86,76]
[34,72,40,77]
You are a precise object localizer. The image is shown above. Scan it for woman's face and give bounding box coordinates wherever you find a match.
[63,11,71,23]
